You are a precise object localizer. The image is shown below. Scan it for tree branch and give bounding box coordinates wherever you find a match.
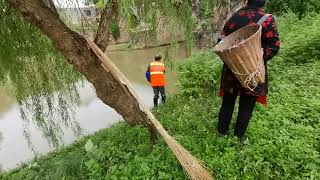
[94,0,117,51]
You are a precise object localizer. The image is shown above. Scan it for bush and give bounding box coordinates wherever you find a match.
[110,19,120,40]
[177,52,222,97]
[277,13,320,64]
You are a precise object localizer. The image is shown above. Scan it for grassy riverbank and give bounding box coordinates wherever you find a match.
[1,14,320,179]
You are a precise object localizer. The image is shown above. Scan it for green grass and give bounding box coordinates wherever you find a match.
[1,13,320,179]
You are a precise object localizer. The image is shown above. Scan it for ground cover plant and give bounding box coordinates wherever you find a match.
[1,13,320,179]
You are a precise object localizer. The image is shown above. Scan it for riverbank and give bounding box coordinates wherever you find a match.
[2,14,320,179]
[0,43,188,171]
[106,41,187,52]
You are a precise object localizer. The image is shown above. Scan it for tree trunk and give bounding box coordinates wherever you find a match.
[7,0,149,126]
[94,0,117,51]
[47,0,58,17]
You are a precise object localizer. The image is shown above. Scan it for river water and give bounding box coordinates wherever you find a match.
[0,45,188,170]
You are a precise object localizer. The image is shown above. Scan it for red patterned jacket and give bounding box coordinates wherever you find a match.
[218,6,280,105]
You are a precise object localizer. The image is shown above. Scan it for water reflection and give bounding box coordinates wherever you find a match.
[0,82,154,170]
[108,44,188,93]
[0,44,188,170]
[0,86,15,116]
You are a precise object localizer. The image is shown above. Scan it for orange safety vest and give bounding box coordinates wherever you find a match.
[149,61,165,87]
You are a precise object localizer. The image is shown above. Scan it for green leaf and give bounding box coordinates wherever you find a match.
[85,139,94,152]
[95,0,109,9]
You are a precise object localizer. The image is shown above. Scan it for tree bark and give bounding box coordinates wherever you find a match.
[7,0,148,126]
[47,0,58,17]
[94,0,117,51]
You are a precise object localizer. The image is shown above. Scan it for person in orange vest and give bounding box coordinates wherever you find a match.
[146,55,166,107]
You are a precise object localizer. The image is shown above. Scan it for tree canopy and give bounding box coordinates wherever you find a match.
[0,0,82,146]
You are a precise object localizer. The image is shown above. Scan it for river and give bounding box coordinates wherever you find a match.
[0,45,188,171]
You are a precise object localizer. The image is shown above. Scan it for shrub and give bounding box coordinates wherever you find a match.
[177,52,222,97]
[276,13,320,64]
[110,19,120,40]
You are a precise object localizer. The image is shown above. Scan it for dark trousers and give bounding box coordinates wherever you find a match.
[153,86,166,107]
[218,92,257,138]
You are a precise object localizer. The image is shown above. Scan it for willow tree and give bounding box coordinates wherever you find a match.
[1,0,129,146]
[1,0,242,147]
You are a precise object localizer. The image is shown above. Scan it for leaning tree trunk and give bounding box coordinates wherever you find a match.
[7,0,151,127]
[47,0,59,16]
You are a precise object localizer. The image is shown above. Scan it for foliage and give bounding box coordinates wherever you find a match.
[177,52,222,97]
[2,13,320,179]
[278,13,320,64]
[110,19,121,40]
[266,0,320,19]
[0,0,82,146]
[117,0,195,50]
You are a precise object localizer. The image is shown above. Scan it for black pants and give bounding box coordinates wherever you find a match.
[153,86,166,107]
[218,92,256,138]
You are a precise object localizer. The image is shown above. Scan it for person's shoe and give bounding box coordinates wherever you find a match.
[161,95,166,104]
[217,127,228,136]
[217,131,228,137]
[153,98,158,107]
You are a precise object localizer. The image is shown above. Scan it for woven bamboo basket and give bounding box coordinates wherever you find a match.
[213,24,265,91]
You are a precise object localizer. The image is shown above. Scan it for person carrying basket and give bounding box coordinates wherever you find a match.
[216,0,280,138]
